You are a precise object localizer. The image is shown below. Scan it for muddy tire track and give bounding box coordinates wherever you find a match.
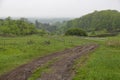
[40,44,98,80]
[0,44,98,80]
[0,46,83,80]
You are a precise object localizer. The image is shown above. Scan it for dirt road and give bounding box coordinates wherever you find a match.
[0,44,98,80]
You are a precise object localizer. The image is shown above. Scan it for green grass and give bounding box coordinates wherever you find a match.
[28,57,59,80]
[73,36,120,80]
[0,35,120,80]
[0,35,90,75]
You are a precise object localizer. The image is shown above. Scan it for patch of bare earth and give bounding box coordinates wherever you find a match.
[40,44,98,80]
[0,44,98,80]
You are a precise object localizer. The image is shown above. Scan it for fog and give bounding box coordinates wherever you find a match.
[0,0,120,18]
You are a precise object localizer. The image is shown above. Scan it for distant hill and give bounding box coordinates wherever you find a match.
[28,18,71,33]
[33,18,71,32]
[64,10,120,33]
[28,18,71,24]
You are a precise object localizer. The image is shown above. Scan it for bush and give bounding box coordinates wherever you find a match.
[37,29,47,36]
[65,28,87,36]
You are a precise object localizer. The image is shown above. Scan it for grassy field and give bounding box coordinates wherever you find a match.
[0,35,120,80]
[73,36,120,80]
[0,35,91,75]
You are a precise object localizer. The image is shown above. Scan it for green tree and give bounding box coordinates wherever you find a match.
[64,10,120,33]
[0,17,37,36]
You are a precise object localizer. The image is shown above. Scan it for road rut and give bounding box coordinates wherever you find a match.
[0,44,98,80]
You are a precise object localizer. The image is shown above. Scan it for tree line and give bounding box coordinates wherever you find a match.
[0,10,120,36]
[63,10,120,34]
[0,17,36,36]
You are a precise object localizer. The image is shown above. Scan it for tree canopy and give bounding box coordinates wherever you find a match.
[65,28,87,36]
[0,17,36,36]
[64,10,120,33]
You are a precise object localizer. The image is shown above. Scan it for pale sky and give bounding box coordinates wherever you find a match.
[0,0,120,18]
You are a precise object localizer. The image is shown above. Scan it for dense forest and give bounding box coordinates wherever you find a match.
[63,10,120,34]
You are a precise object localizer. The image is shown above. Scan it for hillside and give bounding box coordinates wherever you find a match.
[63,10,120,33]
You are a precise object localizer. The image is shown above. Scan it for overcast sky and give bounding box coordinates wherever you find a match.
[0,0,120,18]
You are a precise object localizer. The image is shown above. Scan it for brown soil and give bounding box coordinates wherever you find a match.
[0,44,98,80]
[40,44,98,80]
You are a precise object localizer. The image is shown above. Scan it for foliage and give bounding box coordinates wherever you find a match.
[0,17,37,36]
[64,10,120,33]
[65,28,87,36]
[35,20,58,32]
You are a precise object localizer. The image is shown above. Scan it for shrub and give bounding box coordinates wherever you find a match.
[65,28,87,36]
